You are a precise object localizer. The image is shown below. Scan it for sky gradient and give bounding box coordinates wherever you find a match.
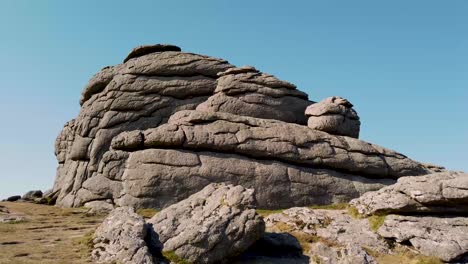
[0,1,467,198]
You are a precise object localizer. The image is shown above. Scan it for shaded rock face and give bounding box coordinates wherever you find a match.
[92,207,162,264]
[148,183,265,264]
[350,171,468,216]
[53,44,438,210]
[53,46,233,207]
[197,66,312,124]
[305,96,360,138]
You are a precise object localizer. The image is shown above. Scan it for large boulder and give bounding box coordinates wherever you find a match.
[22,190,43,201]
[305,96,360,138]
[53,45,233,207]
[92,207,163,264]
[350,171,468,216]
[196,66,312,124]
[148,183,265,264]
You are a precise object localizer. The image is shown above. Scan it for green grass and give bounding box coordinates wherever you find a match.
[308,203,349,210]
[364,245,443,264]
[347,206,363,219]
[136,208,159,218]
[162,251,191,264]
[368,214,386,232]
[255,209,285,217]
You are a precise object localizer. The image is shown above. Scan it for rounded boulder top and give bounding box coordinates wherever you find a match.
[123,44,182,63]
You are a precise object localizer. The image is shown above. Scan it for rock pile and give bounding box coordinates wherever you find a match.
[92,183,264,264]
[49,44,439,210]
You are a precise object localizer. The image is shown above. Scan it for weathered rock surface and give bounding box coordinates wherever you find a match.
[350,171,468,216]
[305,96,360,138]
[309,242,376,264]
[92,207,162,264]
[148,183,265,264]
[378,215,468,262]
[52,44,438,210]
[265,208,388,253]
[22,190,43,201]
[197,66,311,124]
[53,46,233,207]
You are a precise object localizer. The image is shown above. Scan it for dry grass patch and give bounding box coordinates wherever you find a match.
[364,245,443,264]
[0,202,105,264]
[136,208,159,218]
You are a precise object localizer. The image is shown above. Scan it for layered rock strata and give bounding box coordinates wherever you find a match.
[305,96,360,138]
[350,171,468,262]
[196,66,311,124]
[53,46,233,207]
[53,44,437,210]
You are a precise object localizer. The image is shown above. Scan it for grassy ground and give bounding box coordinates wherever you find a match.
[0,202,105,264]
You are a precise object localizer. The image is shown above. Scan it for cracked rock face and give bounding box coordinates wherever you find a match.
[53,46,233,207]
[73,109,434,209]
[378,215,468,262]
[92,207,162,264]
[305,96,360,138]
[52,44,438,210]
[196,66,312,124]
[350,171,468,216]
[148,183,265,264]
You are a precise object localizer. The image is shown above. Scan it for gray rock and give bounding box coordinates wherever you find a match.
[22,190,43,201]
[265,207,389,253]
[197,66,312,124]
[148,183,265,264]
[305,96,360,138]
[378,215,468,262]
[52,45,234,207]
[123,44,181,63]
[350,171,468,216]
[92,207,162,264]
[84,200,114,214]
[309,242,377,264]
[6,195,21,202]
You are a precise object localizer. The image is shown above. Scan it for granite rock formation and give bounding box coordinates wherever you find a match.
[350,171,468,216]
[148,183,265,264]
[52,44,438,210]
[92,206,163,264]
[305,96,360,138]
[196,66,311,124]
[350,171,468,262]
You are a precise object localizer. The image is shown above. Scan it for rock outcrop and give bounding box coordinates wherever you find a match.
[350,171,468,216]
[378,215,468,262]
[53,45,234,207]
[148,183,265,264]
[22,190,43,201]
[52,44,438,210]
[305,96,360,138]
[196,66,311,124]
[350,171,468,262]
[92,207,162,264]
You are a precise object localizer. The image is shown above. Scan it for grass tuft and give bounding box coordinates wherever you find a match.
[255,209,285,217]
[308,203,349,210]
[162,251,191,264]
[136,208,159,218]
[368,214,386,232]
[347,206,362,219]
[364,245,443,264]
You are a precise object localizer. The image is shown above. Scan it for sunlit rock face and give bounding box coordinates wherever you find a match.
[51,44,437,209]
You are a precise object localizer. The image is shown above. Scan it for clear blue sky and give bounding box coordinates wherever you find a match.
[0,1,466,198]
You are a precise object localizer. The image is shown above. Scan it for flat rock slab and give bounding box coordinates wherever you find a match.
[350,171,468,216]
[378,215,468,262]
[148,183,265,264]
